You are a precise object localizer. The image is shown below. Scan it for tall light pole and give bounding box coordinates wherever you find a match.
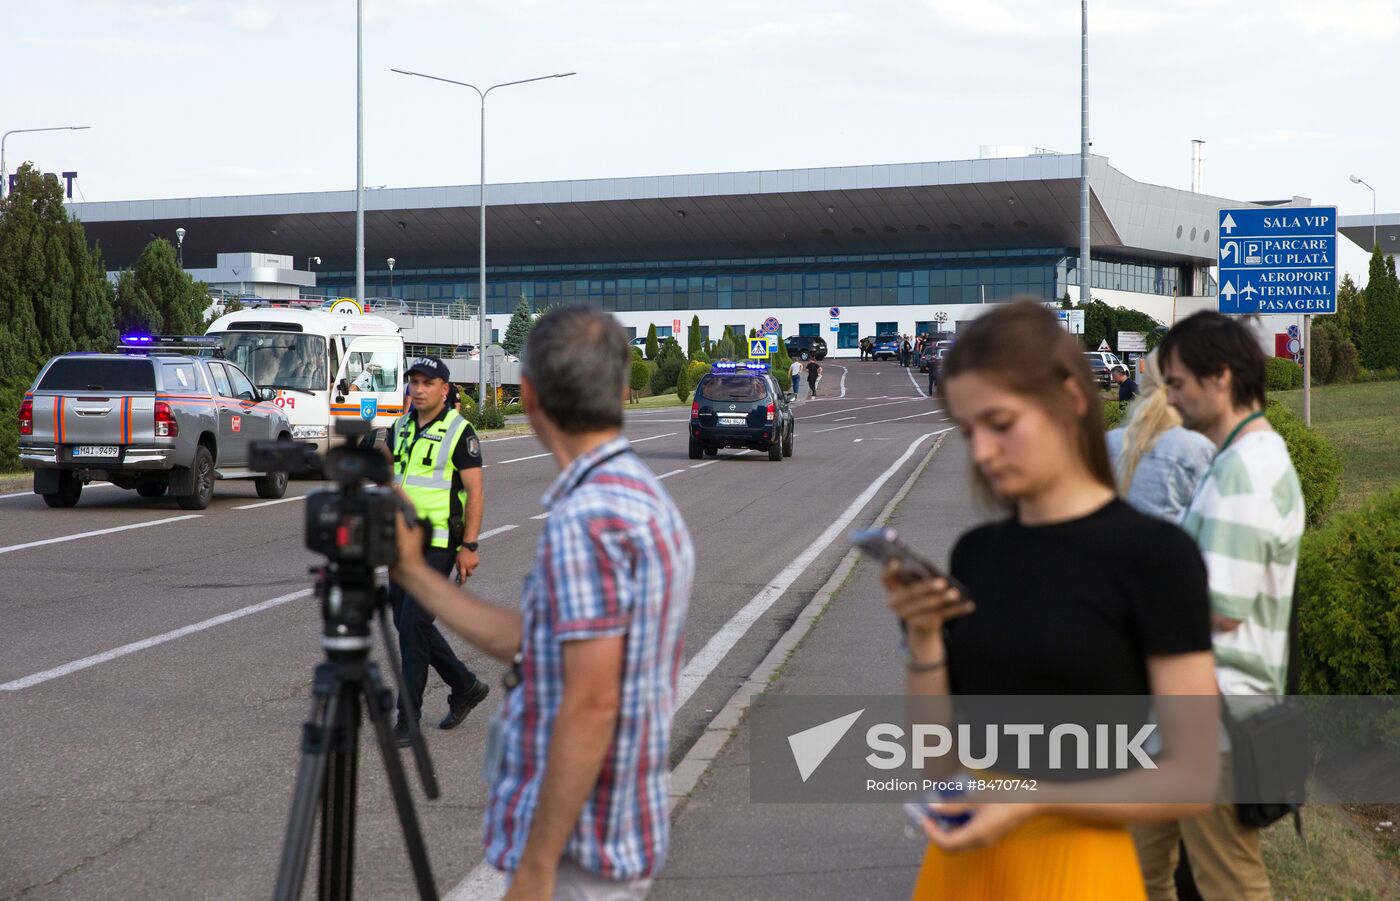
[355,0,365,313]
[387,257,395,296]
[1,125,91,199]
[176,227,186,267]
[1350,175,1377,250]
[1078,0,1091,308]
[391,68,575,407]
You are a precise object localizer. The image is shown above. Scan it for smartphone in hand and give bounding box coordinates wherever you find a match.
[850,527,964,593]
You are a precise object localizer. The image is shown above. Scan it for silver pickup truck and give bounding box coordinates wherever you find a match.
[18,352,292,509]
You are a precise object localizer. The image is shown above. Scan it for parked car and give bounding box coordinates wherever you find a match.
[18,349,291,509]
[688,363,795,461]
[784,335,828,361]
[871,334,901,361]
[1083,351,1125,389]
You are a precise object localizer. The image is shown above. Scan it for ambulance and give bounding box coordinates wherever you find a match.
[204,305,406,452]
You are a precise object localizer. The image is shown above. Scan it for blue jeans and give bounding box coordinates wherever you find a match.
[792,374,801,395]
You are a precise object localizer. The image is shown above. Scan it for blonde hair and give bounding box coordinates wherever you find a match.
[1116,353,1181,494]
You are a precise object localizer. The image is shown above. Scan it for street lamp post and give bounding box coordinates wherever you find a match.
[387,257,396,296]
[1,125,91,199]
[391,67,575,407]
[308,255,321,272]
[176,227,186,267]
[1350,175,1377,250]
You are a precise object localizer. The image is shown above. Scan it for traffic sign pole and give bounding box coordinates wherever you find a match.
[1304,315,1311,427]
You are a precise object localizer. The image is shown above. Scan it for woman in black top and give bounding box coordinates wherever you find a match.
[883,302,1219,900]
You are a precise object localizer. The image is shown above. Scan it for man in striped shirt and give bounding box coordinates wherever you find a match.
[392,306,694,900]
[1132,312,1303,901]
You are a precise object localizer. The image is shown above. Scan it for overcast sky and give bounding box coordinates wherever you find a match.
[8,0,1391,283]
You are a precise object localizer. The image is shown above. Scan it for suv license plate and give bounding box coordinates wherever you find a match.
[719,417,747,427]
[74,445,120,458]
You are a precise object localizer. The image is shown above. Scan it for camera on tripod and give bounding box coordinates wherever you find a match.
[256,419,445,901]
[250,419,405,570]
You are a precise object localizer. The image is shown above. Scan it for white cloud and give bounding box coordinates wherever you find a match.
[227,5,276,30]
[21,35,196,58]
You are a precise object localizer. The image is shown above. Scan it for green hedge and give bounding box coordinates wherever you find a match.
[1297,485,1400,719]
[1265,356,1305,391]
[1101,400,1127,430]
[1265,400,1340,528]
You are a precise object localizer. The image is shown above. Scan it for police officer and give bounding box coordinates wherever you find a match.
[386,356,489,745]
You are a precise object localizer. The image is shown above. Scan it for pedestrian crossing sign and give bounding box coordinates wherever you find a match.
[749,338,770,358]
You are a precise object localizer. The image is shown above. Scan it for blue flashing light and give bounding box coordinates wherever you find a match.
[121,334,154,345]
[711,360,769,373]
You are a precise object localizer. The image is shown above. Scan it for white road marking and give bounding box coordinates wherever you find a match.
[812,411,948,435]
[494,450,553,465]
[0,481,115,501]
[906,366,928,398]
[449,430,949,901]
[833,416,856,422]
[839,365,848,398]
[0,514,202,556]
[674,430,944,709]
[655,469,686,480]
[234,494,308,510]
[0,588,313,691]
[1,524,523,693]
[530,512,550,520]
[689,461,716,469]
[795,398,919,420]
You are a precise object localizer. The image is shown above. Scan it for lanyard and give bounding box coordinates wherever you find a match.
[1183,410,1267,520]
[502,445,633,691]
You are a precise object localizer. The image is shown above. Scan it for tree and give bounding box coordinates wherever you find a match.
[645,323,658,360]
[0,163,116,386]
[629,357,649,403]
[1361,247,1400,370]
[501,295,534,357]
[687,315,702,359]
[651,337,685,393]
[771,336,793,392]
[1335,274,1365,359]
[114,238,210,336]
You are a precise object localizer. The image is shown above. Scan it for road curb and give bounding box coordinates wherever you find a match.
[668,430,948,812]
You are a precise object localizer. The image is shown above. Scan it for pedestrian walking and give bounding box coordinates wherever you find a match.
[1132,312,1304,901]
[790,358,803,397]
[806,359,821,397]
[881,302,1217,901]
[1105,352,1214,524]
[392,306,695,899]
[386,356,490,746]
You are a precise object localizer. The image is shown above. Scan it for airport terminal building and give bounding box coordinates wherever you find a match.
[71,150,1311,356]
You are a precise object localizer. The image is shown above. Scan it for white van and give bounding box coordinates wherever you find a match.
[205,309,406,452]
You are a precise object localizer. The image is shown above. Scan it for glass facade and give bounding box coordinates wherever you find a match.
[317,247,1196,314]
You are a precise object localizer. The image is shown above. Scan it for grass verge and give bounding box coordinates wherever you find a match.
[1273,380,1400,514]
[626,393,689,409]
[1262,800,1399,899]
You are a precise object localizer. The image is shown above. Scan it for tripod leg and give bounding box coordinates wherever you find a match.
[364,662,441,901]
[274,663,342,901]
[320,672,361,901]
[377,605,440,799]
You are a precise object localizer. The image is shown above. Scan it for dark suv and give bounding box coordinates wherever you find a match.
[688,363,795,461]
[784,335,828,361]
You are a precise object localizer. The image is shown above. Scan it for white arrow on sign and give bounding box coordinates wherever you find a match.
[1221,241,1239,263]
[1221,213,1238,234]
[1221,282,1237,304]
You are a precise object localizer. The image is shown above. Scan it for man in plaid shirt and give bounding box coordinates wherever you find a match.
[393,306,694,900]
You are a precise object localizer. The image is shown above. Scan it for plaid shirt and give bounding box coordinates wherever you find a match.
[483,436,694,880]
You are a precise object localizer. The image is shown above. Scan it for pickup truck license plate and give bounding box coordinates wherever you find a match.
[73,446,120,458]
[718,417,746,427]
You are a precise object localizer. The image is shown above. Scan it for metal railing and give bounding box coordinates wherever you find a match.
[207,291,480,321]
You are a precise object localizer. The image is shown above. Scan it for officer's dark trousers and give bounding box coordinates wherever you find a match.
[391,547,477,722]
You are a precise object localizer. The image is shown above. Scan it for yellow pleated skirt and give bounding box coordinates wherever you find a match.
[911,815,1146,901]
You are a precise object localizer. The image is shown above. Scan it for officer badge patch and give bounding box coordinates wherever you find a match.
[467,436,481,458]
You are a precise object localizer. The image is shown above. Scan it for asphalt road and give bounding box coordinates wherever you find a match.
[0,359,953,901]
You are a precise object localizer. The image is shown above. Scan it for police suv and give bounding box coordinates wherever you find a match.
[17,337,291,508]
[687,362,796,461]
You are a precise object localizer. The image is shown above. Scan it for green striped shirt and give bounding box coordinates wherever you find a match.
[1180,430,1303,696]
